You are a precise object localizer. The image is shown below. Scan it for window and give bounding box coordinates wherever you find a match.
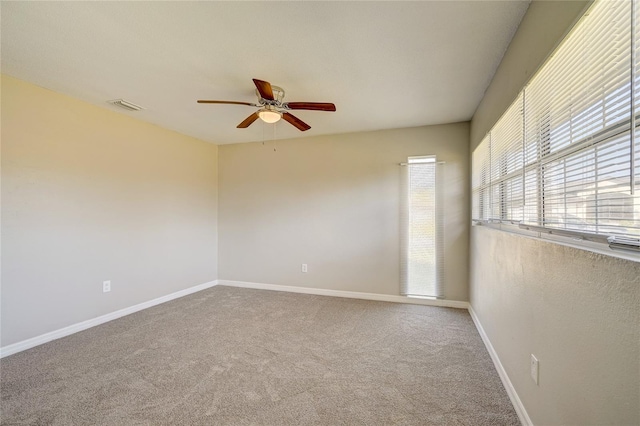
[472,135,491,221]
[401,156,444,298]
[472,0,640,253]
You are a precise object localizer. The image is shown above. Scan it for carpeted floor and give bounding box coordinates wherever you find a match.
[1,286,519,425]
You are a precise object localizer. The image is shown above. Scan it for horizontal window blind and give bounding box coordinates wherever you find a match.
[490,93,524,221]
[524,0,630,158]
[400,157,444,298]
[634,0,640,228]
[472,135,491,220]
[472,0,640,242]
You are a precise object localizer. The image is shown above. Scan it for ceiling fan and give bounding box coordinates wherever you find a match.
[197,79,336,132]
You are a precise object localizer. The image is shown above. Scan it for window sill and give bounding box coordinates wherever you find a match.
[472,221,640,263]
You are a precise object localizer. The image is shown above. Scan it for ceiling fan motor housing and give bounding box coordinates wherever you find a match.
[256,85,285,107]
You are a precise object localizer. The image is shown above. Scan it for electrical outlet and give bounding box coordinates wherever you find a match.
[301,264,308,273]
[103,280,111,293]
[530,354,539,385]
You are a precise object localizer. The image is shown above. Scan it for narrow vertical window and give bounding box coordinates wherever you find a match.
[401,156,444,298]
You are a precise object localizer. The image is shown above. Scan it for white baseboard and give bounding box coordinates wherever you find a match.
[0,280,218,358]
[217,280,469,309]
[1,279,468,359]
[468,305,532,426]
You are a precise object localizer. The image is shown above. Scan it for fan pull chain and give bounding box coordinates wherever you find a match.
[273,122,277,152]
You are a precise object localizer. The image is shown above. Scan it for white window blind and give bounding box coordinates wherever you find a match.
[633,0,640,226]
[472,0,640,244]
[472,135,491,221]
[491,93,524,221]
[400,157,444,298]
[525,0,633,235]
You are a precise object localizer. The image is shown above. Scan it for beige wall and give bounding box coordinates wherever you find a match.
[219,123,470,301]
[471,228,639,425]
[1,75,219,347]
[469,2,639,425]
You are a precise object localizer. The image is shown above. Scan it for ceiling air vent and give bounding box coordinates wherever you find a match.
[108,99,144,111]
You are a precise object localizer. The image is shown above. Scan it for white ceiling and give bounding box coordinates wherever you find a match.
[1,1,529,145]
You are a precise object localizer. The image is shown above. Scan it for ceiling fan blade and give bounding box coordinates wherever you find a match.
[253,79,274,100]
[198,100,257,106]
[284,102,336,112]
[237,112,260,128]
[282,112,311,131]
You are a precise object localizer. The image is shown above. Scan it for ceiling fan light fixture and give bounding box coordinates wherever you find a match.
[258,109,282,124]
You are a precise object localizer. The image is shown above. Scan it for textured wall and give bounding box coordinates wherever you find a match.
[471,227,639,425]
[469,1,640,425]
[1,75,219,346]
[218,123,470,301]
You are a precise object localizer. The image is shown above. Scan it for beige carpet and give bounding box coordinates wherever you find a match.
[1,286,519,425]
